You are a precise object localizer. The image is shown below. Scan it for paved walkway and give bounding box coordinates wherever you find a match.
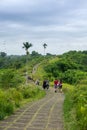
[0,88,64,130]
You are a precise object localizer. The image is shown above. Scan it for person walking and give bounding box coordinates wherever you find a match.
[58,79,63,93]
[54,79,59,92]
[43,80,49,89]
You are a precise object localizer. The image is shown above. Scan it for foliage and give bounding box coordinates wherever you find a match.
[31,51,42,57]
[0,52,7,57]
[63,80,87,130]
[0,69,23,88]
[44,51,87,84]
[62,50,87,71]
[0,69,15,88]
[20,86,45,99]
[0,85,45,120]
[63,70,87,84]
[0,51,44,70]
[63,84,78,130]
[0,49,87,130]
[43,43,47,55]
[0,89,14,120]
[22,42,33,55]
[73,84,87,130]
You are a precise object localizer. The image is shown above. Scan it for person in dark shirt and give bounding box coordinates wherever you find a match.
[43,80,49,89]
[58,79,63,92]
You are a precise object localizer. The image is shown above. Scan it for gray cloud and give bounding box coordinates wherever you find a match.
[0,0,87,55]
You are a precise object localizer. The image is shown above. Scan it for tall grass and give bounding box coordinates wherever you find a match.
[0,85,45,120]
[63,82,87,130]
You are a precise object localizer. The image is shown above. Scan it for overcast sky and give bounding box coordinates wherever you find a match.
[0,0,87,55]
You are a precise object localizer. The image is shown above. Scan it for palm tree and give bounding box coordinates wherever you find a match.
[23,42,32,55]
[43,43,47,56]
[22,42,33,85]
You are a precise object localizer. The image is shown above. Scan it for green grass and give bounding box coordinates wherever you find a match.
[0,85,46,120]
[63,82,87,130]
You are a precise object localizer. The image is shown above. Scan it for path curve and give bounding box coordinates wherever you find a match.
[32,63,40,75]
[0,88,64,130]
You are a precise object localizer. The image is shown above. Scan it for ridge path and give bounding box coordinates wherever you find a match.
[0,88,64,130]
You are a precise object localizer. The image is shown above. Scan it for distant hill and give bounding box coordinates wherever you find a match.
[0,50,87,85]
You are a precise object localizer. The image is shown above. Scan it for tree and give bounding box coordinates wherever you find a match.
[22,42,33,85]
[43,43,47,56]
[0,52,7,57]
[23,42,32,55]
[31,51,40,57]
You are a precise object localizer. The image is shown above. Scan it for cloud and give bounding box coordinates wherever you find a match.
[0,0,87,55]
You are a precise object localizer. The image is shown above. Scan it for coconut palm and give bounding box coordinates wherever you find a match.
[43,43,47,56]
[22,42,33,85]
[23,42,32,55]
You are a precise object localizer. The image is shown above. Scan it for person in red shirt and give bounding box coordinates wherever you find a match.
[54,79,59,92]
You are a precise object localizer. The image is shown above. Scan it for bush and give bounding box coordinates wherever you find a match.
[73,85,87,130]
[0,89,14,120]
[63,82,87,130]
[63,70,87,84]
[8,88,23,107]
[63,84,77,130]
[0,69,23,88]
[21,86,45,99]
[0,84,46,120]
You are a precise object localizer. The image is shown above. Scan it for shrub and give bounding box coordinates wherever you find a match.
[0,69,23,88]
[73,85,87,130]
[21,86,45,99]
[8,88,23,107]
[0,89,14,120]
[0,84,46,120]
[63,70,87,84]
[63,82,87,130]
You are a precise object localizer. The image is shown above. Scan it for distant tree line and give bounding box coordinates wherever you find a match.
[0,50,53,69]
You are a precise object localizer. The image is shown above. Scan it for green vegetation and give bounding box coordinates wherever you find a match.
[0,51,46,120]
[0,86,45,120]
[43,50,87,130]
[0,69,23,88]
[63,80,87,130]
[44,51,87,84]
[0,50,87,130]
[43,43,47,55]
[63,84,77,130]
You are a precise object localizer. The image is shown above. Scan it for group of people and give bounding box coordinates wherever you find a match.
[42,78,62,93]
[54,79,62,92]
[28,76,62,92]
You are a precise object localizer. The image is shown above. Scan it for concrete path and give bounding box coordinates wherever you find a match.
[0,88,64,130]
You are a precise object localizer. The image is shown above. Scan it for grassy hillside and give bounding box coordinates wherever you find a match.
[0,50,87,130]
[42,51,87,130]
[30,50,87,130]
[0,52,46,120]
